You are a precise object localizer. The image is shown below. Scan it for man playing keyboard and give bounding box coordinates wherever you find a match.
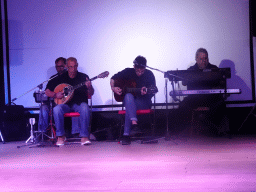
[174,48,229,136]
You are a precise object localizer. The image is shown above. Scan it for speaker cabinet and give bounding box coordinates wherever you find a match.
[1,105,28,142]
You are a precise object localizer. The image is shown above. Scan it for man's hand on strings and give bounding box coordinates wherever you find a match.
[141,86,147,95]
[112,87,122,95]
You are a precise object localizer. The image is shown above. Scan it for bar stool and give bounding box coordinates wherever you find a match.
[118,109,156,143]
[190,106,210,137]
[64,112,80,118]
[63,112,81,143]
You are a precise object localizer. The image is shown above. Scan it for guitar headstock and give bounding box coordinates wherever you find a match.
[98,71,109,79]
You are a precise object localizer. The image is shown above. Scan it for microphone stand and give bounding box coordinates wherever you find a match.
[164,74,183,143]
[146,66,184,143]
[11,74,59,104]
[16,74,60,148]
[164,78,171,140]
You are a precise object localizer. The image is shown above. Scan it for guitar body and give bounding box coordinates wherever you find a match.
[53,71,109,105]
[114,79,137,102]
[114,79,158,102]
[54,83,74,105]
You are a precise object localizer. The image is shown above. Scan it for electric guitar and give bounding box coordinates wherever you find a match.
[54,71,109,105]
[114,79,158,102]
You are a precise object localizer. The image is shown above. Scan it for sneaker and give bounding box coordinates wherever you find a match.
[56,136,66,146]
[121,135,131,145]
[81,137,91,145]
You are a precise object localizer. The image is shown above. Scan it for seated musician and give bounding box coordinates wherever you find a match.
[38,57,67,134]
[110,55,157,145]
[178,48,229,135]
[45,57,94,146]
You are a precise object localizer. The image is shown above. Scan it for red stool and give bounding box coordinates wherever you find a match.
[63,92,91,118]
[63,94,92,141]
[118,109,155,142]
[63,112,81,143]
[118,109,154,115]
[64,112,80,118]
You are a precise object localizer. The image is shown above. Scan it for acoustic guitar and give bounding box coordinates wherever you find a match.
[114,79,158,102]
[54,71,109,105]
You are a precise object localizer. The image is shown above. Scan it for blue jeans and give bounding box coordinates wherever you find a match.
[123,93,152,136]
[53,102,90,137]
[38,104,49,132]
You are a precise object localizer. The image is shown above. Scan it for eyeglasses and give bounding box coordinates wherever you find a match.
[67,65,78,69]
[56,66,65,69]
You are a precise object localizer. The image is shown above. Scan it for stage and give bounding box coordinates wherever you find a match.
[1,135,256,191]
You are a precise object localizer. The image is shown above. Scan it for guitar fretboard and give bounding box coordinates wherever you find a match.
[126,87,143,93]
[70,76,99,91]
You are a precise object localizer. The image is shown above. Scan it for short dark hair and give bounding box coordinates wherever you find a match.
[195,48,208,59]
[55,57,66,65]
[133,55,147,68]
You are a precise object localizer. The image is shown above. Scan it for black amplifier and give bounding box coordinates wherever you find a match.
[1,105,28,142]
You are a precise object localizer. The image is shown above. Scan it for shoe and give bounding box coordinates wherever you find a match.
[81,137,91,145]
[56,136,66,146]
[121,135,131,145]
[130,124,143,136]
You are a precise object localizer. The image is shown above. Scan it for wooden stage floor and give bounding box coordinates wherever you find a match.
[1,135,256,192]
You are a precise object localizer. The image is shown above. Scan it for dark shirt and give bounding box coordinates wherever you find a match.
[111,68,156,100]
[188,63,218,70]
[46,71,89,105]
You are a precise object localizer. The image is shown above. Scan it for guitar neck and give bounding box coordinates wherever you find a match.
[126,87,145,93]
[71,76,98,91]
[90,76,98,81]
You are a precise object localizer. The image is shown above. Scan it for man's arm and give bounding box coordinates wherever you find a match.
[110,78,122,95]
[87,85,94,97]
[142,70,158,96]
[45,89,63,99]
[85,77,94,97]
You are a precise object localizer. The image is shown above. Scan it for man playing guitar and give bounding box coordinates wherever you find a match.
[110,55,157,145]
[45,57,94,146]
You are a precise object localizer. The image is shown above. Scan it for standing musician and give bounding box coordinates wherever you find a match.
[38,57,67,133]
[110,55,157,145]
[45,57,94,146]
